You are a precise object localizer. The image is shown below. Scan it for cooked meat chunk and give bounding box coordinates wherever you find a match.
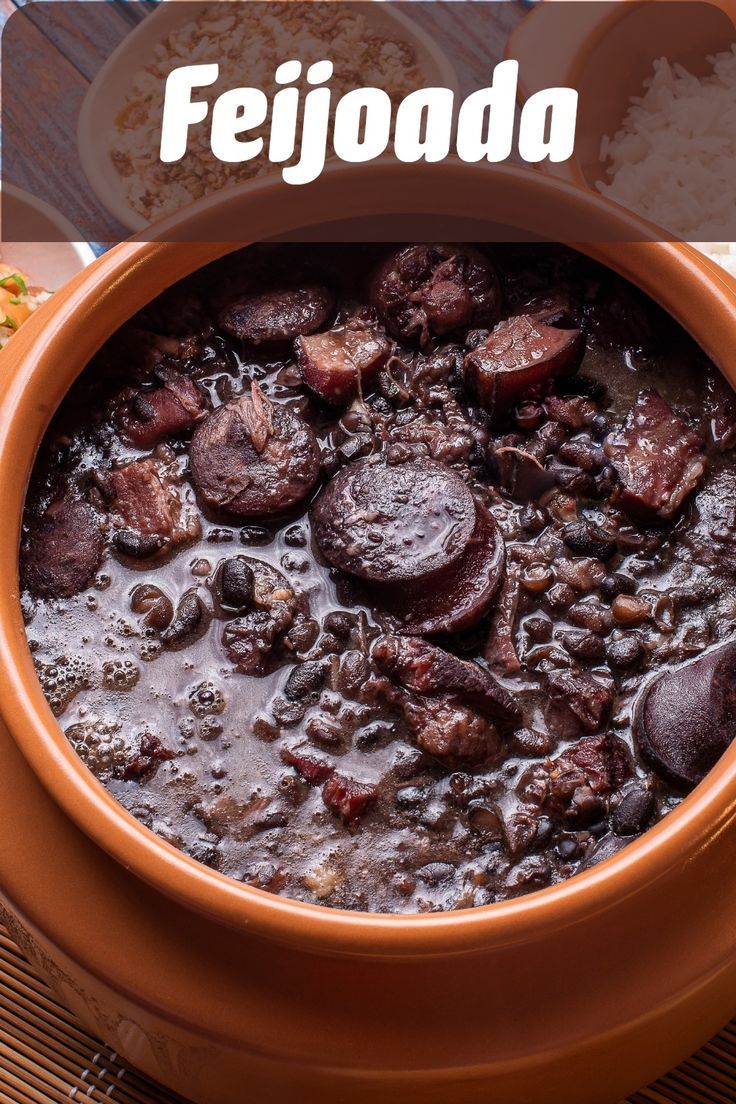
[295,315,392,405]
[551,733,631,795]
[544,670,613,741]
[399,693,502,769]
[683,466,736,574]
[372,635,519,768]
[372,634,520,728]
[464,314,584,419]
[604,390,705,519]
[115,369,207,448]
[322,773,377,823]
[107,458,200,556]
[221,559,303,675]
[122,732,176,781]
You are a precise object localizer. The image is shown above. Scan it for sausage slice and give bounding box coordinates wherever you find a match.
[370,244,502,347]
[190,384,320,517]
[378,504,506,635]
[634,642,736,789]
[22,492,104,599]
[310,453,476,584]
[218,284,334,346]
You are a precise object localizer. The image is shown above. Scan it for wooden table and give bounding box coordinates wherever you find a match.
[0,2,735,1102]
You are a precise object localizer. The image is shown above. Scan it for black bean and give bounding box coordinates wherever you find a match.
[416,862,454,886]
[467,802,502,838]
[219,557,255,612]
[518,504,547,535]
[611,786,655,836]
[600,572,637,601]
[283,525,307,548]
[239,526,271,546]
[396,785,429,809]
[355,720,394,749]
[561,630,606,662]
[130,584,174,631]
[465,328,490,350]
[305,714,345,749]
[161,591,206,648]
[284,661,326,702]
[524,614,553,643]
[338,433,373,462]
[606,635,643,670]
[323,611,358,640]
[546,582,576,610]
[338,651,370,696]
[270,696,306,727]
[590,414,610,441]
[562,521,615,561]
[556,835,582,860]
[113,529,164,559]
[284,618,319,654]
[510,728,555,757]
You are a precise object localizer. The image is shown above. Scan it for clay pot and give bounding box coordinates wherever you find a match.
[1,162,736,1104]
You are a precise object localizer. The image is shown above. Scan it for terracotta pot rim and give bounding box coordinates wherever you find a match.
[1,161,736,957]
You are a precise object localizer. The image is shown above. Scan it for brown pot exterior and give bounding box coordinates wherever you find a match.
[1,163,736,1103]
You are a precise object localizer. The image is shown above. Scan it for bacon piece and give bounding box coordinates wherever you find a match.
[604,390,705,519]
[322,773,377,823]
[115,370,207,448]
[295,316,391,405]
[107,458,199,556]
[281,746,334,786]
[552,733,631,795]
[464,314,584,419]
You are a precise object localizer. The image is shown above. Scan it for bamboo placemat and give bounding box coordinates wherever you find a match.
[0,919,733,1104]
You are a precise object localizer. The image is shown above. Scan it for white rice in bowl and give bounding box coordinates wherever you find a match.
[598,46,736,275]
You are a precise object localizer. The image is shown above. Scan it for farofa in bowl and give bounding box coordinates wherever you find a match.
[111,3,426,222]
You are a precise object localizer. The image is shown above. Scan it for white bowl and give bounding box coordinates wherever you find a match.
[77,1,459,233]
[0,184,95,290]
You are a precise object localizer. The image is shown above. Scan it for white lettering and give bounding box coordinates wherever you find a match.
[157,60,579,182]
[269,60,302,164]
[518,87,578,163]
[160,63,219,163]
[394,88,454,163]
[456,59,518,164]
[333,88,392,162]
[282,60,334,186]
[211,88,268,163]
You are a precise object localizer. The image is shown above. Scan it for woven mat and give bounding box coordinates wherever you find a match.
[0,921,733,1104]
